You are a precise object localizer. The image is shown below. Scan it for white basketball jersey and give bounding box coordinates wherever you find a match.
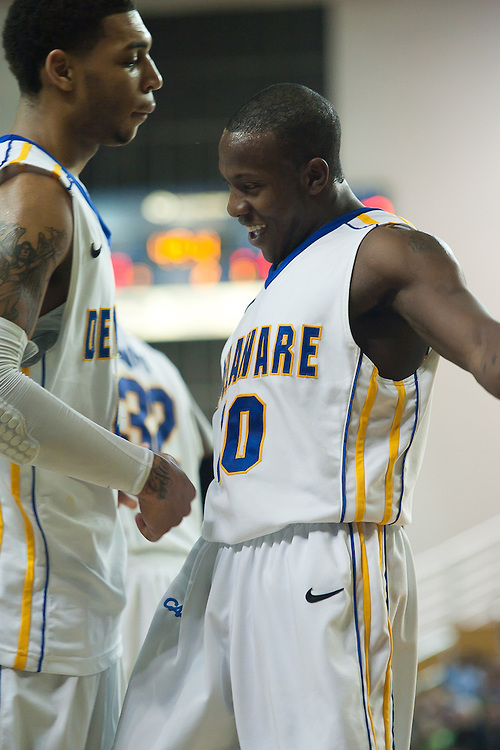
[203,208,439,545]
[0,136,125,675]
[115,327,210,557]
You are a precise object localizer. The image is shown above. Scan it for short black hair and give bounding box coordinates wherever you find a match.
[3,0,137,95]
[225,83,344,182]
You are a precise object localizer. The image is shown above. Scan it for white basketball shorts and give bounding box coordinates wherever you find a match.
[113,522,418,750]
[0,660,124,750]
[121,549,189,680]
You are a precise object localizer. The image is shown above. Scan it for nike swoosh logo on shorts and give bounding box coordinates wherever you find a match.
[305,587,344,603]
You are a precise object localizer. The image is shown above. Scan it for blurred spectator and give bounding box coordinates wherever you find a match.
[411,648,500,750]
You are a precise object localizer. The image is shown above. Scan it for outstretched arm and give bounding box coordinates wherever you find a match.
[353,225,500,397]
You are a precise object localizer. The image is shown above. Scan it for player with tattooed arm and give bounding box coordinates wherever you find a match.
[114,84,500,750]
[0,2,194,750]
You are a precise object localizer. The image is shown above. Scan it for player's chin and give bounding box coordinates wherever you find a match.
[248,235,268,259]
[257,244,275,265]
[108,125,141,147]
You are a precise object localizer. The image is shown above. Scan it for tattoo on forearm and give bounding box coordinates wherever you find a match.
[0,221,67,329]
[145,459,172,500]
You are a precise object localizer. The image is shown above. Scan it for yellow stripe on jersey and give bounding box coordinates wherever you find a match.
[382,382,405,524]
[355,366,378,521]
[359,526,378,749]
[357,213,380,226]
[396,216,415,228]
[51,162,62,179]
[378,527,395,749]
[12,462,36,670]
[357,211,414,229]
[11,141,32,164]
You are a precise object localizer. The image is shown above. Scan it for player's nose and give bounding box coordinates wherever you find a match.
[143,56,163,92]
[227,188,248,218]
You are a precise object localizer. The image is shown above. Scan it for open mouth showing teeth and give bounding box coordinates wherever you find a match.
[246,225,266,240]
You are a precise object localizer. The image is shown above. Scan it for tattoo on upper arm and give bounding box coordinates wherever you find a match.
[407,234,448,256]
[0,220,68,330]
[482,354,500,379]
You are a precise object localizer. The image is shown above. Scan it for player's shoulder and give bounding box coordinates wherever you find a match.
[359,223,452,276]
[350,222,458,316]
[0,168,72,225]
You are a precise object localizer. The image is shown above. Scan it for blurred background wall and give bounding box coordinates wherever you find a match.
[1,0,500,559]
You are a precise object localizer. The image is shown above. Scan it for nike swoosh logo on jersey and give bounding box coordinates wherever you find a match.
[90,243,102,258]
[305,587,344,603]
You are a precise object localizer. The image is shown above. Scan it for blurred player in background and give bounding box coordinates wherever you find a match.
[0,2,194,749]
[115,326,212,679]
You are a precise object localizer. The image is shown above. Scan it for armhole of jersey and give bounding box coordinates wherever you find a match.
[342,213,416,361]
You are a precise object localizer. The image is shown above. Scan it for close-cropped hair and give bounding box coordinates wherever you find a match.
[225,83,344,183]
[2,0,137,95]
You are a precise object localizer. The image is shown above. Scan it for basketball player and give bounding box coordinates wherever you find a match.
[0,3,195,750]
[113,83,500,750]
[115,326,212,679]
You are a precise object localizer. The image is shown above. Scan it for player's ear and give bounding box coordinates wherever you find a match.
[43,49,75,92]
[303,157,329,195]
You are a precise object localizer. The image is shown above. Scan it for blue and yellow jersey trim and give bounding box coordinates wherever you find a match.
[4,365,51,672]
[350,523,395,749]
[342,352,420,525]
[265,207,414,289]
[0,135,111,243]
[346,210,414,231]
[11,461,35,670]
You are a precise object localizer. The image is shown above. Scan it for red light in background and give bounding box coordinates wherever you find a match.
[111,252,134,287]
[361,195,395,213]
[229,247,271,281]
[256,251,272,278]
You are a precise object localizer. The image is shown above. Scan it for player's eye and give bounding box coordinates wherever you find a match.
[124,57,139,68]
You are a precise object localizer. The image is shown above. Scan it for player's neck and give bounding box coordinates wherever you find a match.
[8,97,98,177]
[330,181,364,220]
